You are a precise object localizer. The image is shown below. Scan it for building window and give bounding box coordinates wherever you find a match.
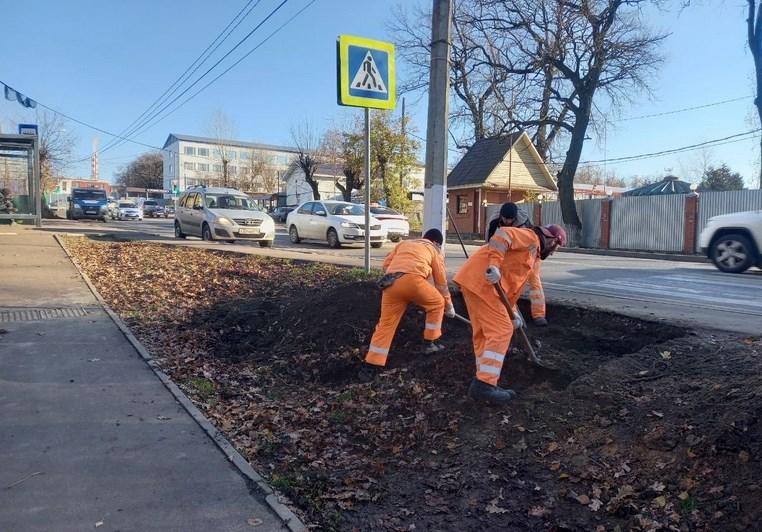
[457,195,468,215]
[184,162,194,171]
[213,164,223,173]
[197,163,209,172]
[197,147,209,157]
[276,154,291,165]
[240,152,250,161]
[229,166,237,176]
[184,146,196,156]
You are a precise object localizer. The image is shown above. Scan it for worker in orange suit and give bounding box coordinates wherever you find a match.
[488,202,548,326]
[361,229,453,380]
[454,223,566,405]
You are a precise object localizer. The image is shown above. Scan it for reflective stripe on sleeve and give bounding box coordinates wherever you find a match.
[425,322,441,331]
[488,239,508,253]
[494,229,513,245]
[368,344,389,355]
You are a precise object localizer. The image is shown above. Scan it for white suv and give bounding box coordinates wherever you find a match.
[698,210,762,273]
[174,186,275,247]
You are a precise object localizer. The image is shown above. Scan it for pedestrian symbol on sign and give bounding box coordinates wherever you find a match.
[351,51,387,94]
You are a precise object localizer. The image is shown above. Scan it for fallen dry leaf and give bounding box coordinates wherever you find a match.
[528,505,550,517]
[576,494,591,505]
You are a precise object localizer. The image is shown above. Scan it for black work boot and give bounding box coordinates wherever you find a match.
[533,317,548,327]
[424,340,445,354]
[468,378,517,405]
[358,363,383,383]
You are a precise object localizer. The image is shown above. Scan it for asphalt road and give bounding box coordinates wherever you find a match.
[45,217,762,335]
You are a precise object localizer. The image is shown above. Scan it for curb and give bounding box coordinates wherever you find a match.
[54,234,308,532]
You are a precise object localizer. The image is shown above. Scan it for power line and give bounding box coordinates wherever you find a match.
[98,0,263,156]
[129,0,316,132]
[616,95,752,122]
[100,0,290,149]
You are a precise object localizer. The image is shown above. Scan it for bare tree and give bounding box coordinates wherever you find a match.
[115,152,163,190]
[37,112,76,194]
[290,121,322,200]
[206,110,237,187]
[393,0,667,240]
[244,149,279,193]
[748,1,762,188]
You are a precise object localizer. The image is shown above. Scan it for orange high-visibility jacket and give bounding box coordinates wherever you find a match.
[454,227,540,304]
[383,239,452,306]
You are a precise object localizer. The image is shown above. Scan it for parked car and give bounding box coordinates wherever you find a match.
[67,188,109,221]
[142,200,165,218]
[174,186,275,246]
[699,210,762,273]
[286,200,386,248]
[164,204,175,217]
[370,206,410,242]
[116,201,143,221]
[271,206,295,223]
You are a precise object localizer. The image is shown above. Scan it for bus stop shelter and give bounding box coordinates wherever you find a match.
[0,134,41,227]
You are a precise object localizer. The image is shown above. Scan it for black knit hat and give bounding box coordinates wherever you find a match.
[499,202,518,219]
[423,228,444,246]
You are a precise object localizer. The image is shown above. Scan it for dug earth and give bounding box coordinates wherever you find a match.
[65,236,762,531]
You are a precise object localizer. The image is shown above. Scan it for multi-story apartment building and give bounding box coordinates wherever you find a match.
[162,133,300,198]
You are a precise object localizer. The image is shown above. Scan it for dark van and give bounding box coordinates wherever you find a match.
[67,188,109,221]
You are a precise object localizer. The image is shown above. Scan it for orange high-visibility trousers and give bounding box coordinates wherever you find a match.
[525,261,545,319]
[461,286,514,386]
[366,274,445,366]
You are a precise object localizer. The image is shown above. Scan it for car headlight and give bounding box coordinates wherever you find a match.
[217,216,234,226]
[341,222,359,228]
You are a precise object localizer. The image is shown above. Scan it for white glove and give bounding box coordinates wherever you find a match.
[445,303,455,318]
[485,266,501,284]
[512,312,524,329]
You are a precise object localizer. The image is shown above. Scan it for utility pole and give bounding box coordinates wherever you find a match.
[364,108,371,272]
[422,0,452,238]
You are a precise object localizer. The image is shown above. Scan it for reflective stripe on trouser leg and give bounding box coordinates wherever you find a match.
[366,283,409,366]
[527,261,545,319]
[406,275,445,341]
[461,287,513,386]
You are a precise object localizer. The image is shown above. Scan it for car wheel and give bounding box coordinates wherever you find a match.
[174,221,186,239]
[327,228,341,248]
[289,225,301,243]
[371,242,383,248]
[259,240,273,248]
[710,233,755,273]
[202,223,213,241]
[389,235,401,243]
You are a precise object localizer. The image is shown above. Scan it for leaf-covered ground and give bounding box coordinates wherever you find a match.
[65,236,762,531]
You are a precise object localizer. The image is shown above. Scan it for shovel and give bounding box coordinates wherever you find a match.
[491,278,556,370]
[450,312,471,326]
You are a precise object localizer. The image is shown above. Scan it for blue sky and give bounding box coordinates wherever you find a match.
[0,0,758,187]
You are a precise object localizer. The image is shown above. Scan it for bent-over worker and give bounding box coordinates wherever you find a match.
[488,202,548,326]
[362,229,454,379]
[454,223,567,405]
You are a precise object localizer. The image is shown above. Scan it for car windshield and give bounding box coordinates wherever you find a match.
[325,203,364,216]
[73,191,107,201]
[371,207,400,215]
[144,200,157,206]
[119,202,136,208]
[205,194,259,211]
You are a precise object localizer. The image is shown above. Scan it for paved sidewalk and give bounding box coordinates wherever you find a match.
[0,228,287,531]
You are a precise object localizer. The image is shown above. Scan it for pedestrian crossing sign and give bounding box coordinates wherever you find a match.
[337,35,396,110]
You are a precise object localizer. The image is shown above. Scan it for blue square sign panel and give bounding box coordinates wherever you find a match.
[337,35,396,110]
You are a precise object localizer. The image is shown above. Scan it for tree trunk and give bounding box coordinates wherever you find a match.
[556,102,592,246]
[750,1,762,188]
[306,171,321,200]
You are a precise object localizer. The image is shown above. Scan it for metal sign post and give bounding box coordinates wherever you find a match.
[337,34,396,272]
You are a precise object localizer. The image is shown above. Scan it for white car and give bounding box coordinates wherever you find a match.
[698,210,762,273]
[286,200,387,248]
[370,206,410,242]
[117,201,143,221]
[174,186,275,246]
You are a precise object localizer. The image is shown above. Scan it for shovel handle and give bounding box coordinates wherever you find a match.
[491,278,539,361]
